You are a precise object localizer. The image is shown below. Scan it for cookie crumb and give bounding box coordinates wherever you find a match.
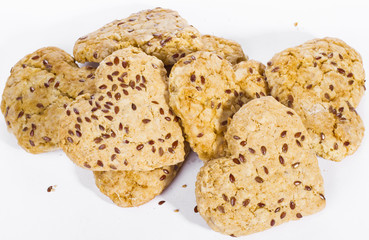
[158,200,166,205]
[174,209,179,212]
[294,22,298,27]
[47,185,56,192]
[182,184,187,188]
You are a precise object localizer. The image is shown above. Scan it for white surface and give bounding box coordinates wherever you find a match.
[0,0,368,239]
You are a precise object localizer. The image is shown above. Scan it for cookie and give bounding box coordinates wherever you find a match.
[1,47,96,154]
[168,51,242,160]
[293,99,364,161]
[234,60,268,100]
[195,97,325,237]
[201,35,247,65]
[94,163,182,207]
[74,8,202,65]
[168,52,267,161]
[266,37,365,161]
[59,47,185,171]
[93,142,191,207]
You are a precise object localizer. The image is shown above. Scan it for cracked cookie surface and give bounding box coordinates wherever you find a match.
[1,47,96,154]
[74,8,202,65]
[195,97,325,237]
[94,163,181,207]
[169,51,242,161]
[266,37,365,161]
[169,52,267,161]
[201,35,247,65]
[234,60,268,100]
[93,142,191,207]
[59,47,185,171]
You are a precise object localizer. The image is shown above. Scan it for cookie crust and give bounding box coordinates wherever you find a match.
[60,47,185,171]
[73,8,202,65]
[94,164,181,207]
[196,97,325,236]
[169,52,268,160]
[1,47,96,153]
[201,35,247,65]
[266,37,365,161]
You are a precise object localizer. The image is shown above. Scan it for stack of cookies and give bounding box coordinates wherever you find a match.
[1,7,365,237]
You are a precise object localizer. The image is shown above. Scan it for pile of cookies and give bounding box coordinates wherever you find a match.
[1,7,365,237]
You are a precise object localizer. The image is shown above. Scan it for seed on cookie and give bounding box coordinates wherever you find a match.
[217,206,225,213]
[255,176,264,183]
[257,202,265,208]
[242,199,250,207]
[232,158,240,164]
[281,131,287,138]
[289,201,296,210]
[230,197,236,206]
[270,219,276,226]
[279,156,285,165]
[292,162,300,168]
[282,144,288,153]
[113,92,121,100]
[229,174,235,183]
[261,146,267,155]
[294,181,302,186]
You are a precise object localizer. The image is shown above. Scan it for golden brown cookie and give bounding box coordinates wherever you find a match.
[169,52,267,161]
[201,35,247,65]
[1,47,96,154]
[196,97,325,237]
[234,60,268,100]
[94,164,181,207]
[59,47,185,171]
[93,142,191,207]
[169,51,241,160]
[74,8,202,65]
[266,37,365,161]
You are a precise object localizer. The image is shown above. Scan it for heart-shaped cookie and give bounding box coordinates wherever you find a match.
[195,97,325,236]
[169,51,267,160]
[266,38,365,161]
[59,47,185,171]
[1,47,96,154]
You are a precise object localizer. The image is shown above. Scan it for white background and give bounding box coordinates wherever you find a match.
[0,0,368,239]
